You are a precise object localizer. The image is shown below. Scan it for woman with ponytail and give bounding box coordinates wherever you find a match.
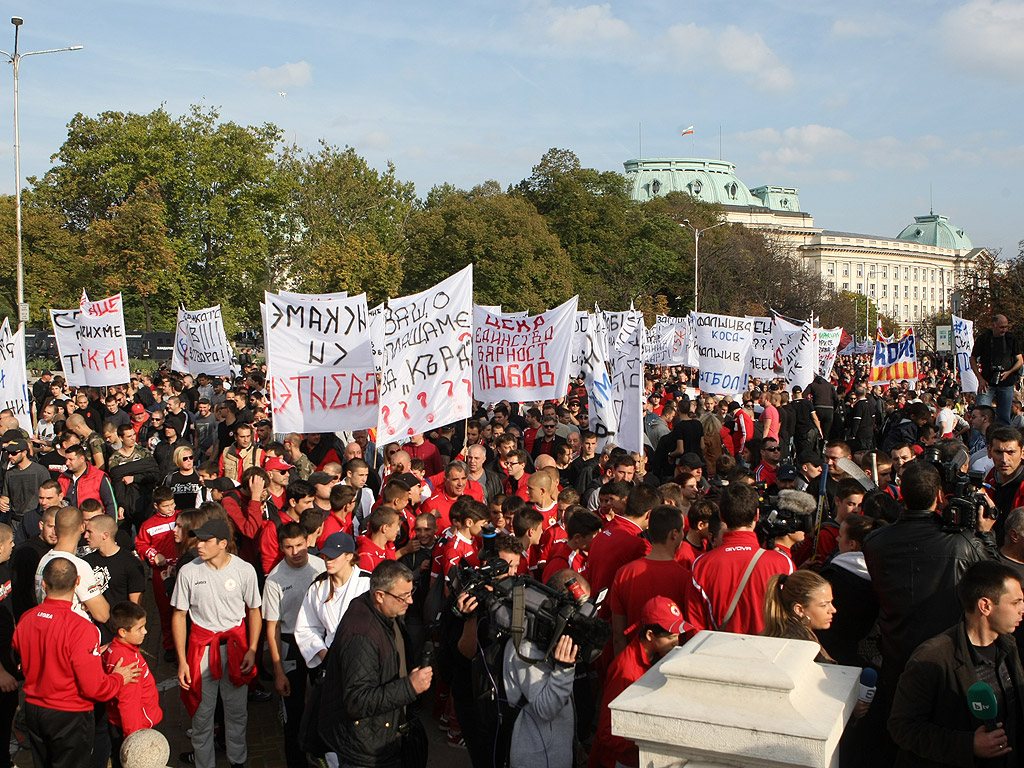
[762,570,837,662]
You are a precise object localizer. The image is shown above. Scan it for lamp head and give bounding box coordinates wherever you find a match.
[11,17,23,27]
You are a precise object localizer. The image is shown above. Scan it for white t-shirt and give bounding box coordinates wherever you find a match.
[171,554,261,632]
[35,550,103,621]
[262,557,326,634]
[293,568,371,666]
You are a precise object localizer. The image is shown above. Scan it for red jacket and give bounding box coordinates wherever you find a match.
[58,464,117,517]
[542,542,587,584]
[220,491,264,568]
[135,511,178,568]
[103,639,162,735]
[181,620,254,717]
[13,598,122,712]
[590,637,653,768]
[686,530,793,635]
[587,516,651,598]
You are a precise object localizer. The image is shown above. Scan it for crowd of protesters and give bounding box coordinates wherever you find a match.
[0,312,1023,768]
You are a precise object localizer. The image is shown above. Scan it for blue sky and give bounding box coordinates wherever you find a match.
[1,0,1021,256]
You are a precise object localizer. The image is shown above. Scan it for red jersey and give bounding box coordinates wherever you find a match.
[430,528,457,580]
[135,511,178,568]
[13,598,122,712]
[793,521,840,569]
[590,638,653,768]
[103,639,162,735]
[674,537,707,570]
[355,536,396,572]
[753,462,778,488]
[534,502,559,530]
[607,558,691,630]
[317,510,354,549]
[439,533,479,583]
[403,440,443,477]
[421,487,461,530]
[542,542,587,584]
[535,520,566,575]
[259,511,297,575]
[686,530,793,635]
[587,516,651,598]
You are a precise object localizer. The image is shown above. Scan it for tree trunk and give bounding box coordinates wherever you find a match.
[141,293,153,332]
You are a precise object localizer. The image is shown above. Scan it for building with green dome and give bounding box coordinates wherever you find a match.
[624,157,988,326]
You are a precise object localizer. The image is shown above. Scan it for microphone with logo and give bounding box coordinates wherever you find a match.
[858,668,877,705]
[968,681,999,731]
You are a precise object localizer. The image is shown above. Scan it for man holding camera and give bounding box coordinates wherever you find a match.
[862,460,998,765]
[971,314,1023,427]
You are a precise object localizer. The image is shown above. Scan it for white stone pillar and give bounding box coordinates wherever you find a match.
[610,631,861,768]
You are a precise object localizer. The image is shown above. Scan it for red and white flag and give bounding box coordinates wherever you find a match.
[681,125,694,136]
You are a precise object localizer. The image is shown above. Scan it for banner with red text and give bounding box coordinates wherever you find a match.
[378,266,473,440]
[49,292,130,387]
[0,321,32,433]
[263,291,378,434]
[869,327,919,385]
[472,296,577,402]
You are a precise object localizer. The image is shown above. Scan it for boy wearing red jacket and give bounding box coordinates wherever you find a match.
[104,601,163,768]
[135,486,178,660]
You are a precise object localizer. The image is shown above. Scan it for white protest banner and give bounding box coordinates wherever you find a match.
[378,265,473,440]
[817,327,843,379]
[744,316,774,384]
[0,324,32,433]
[49,308,86,386]
[953,315,979,393]
[172,305,233,376]
[780,319,818,390]
[264,291,377,434]
[692,312,753,396]
[583,311,619,447]
[772,314,802,371]
[49,292,130,387]
[473,297,578,402]
[279,290,348,301]
[608,317,645,454]
[570,312,591,378]
[655,314,697,367]
[368,303,385,374]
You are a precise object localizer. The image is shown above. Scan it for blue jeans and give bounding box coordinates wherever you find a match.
[976,385,1015,426]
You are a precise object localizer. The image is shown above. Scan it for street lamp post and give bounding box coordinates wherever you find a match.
[681,219,728,312]
[0,17,82,331]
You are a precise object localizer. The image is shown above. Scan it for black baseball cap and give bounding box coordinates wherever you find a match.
[796,451,822,468]
[321,532,356,560]
[308,471,336,486]
[190,518,232,542]
[777,465,798,482]
[203,477,237,492]
[680,453,705,470]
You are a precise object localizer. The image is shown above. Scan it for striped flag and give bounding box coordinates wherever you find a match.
[681,125,694,136]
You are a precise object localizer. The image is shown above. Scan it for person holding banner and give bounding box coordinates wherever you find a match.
[971,315,1023,427]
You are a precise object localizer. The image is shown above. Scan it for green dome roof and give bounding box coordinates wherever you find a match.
[896,214,973,250]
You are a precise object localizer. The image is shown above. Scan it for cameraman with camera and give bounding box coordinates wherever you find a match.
[971,314,1023,426]
[861,458,998,765]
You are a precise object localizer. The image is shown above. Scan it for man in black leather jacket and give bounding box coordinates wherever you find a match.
[319,561,433,768]
[860,460,997,766]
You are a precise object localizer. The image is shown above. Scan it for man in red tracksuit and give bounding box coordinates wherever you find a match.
[686,483,793,635]
[13,557,139,768]
[587,485,658,598]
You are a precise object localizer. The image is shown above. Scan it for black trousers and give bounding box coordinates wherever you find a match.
[0,686,17,768]
[280,634,311,768]
[24,702,94,768]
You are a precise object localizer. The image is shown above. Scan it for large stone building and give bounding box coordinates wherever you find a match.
[624,157,988,325]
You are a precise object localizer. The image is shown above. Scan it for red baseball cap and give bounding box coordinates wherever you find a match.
[264,456,294,472]
[130,403,146,415]
[627,596,691,636]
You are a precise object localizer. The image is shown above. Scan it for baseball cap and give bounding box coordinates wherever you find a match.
[6,439,29,453]
[648,393,662,402]
[264,456,294,472]
[776,465,798,483]
[131,403,146,415]
[627,596,691,636]
[308,471,336,486]
[203,477,238,492]
[680,453,705,470]
[190,518,232,542]
[321,532,356,560]
[389,472,419,489]
[796,451,822,468]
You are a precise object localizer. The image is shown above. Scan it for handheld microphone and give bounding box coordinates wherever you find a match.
[858,668,877,704]
[967,681,999,731]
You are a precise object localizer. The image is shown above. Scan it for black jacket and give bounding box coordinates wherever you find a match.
[863,509,996,680]
[889,622,1024,767]
[319,592,417,768]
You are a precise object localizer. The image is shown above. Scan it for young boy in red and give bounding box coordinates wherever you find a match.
[103,601,163,768]
[438,499,489,592]
[134,486,178,661]
[542,509,603,583]
[355,506,400,572]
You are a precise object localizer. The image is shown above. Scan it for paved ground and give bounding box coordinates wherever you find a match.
[13,584,472,768]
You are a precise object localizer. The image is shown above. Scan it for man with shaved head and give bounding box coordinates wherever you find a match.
[66,413,106,470]
[972,313,1024,426]
[283,433,314,480]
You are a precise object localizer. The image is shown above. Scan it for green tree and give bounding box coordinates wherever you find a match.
[403,182,574,312]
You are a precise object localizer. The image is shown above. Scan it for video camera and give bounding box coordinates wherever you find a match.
[919,445,996,530]
[451,555,610,665]
[755,486,815,543]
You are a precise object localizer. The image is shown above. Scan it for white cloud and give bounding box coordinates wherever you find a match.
[248,61,313,89]
[545,4,632,45]
[940,0,1024,81]
[665,23,794,91]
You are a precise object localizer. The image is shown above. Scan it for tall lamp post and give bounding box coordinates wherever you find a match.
[681,219,728,312]
[0,17,82,331]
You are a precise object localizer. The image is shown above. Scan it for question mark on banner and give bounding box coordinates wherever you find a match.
[400,401,410,419]
[381,406,396,436]
[417,393,427,408]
